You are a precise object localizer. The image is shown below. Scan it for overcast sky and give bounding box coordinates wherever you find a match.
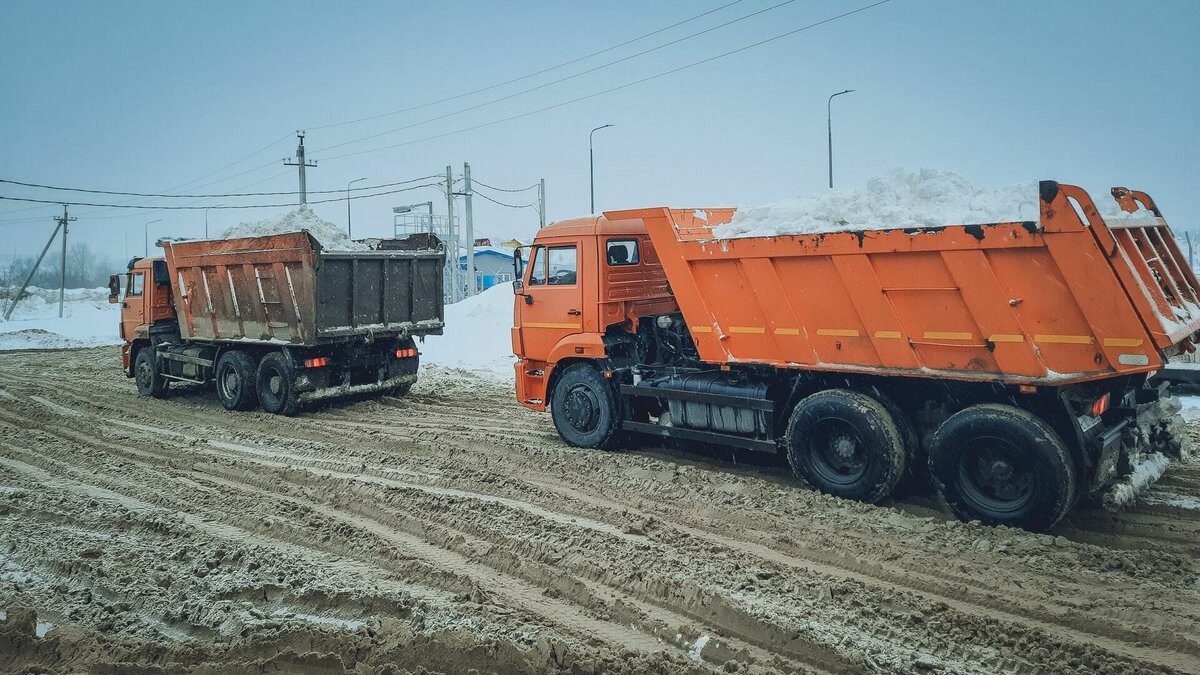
[1,0,1197,264]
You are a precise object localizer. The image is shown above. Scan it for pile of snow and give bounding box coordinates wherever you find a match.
[220,206,367,251]
[0,286,120,350]
[711,169,1164,240]
[420,283,515,378]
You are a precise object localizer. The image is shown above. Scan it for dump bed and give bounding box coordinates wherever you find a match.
[161,231,444,345]
[607,181,1200,386]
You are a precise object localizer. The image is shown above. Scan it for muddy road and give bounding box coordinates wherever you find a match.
[1,346,1198,674]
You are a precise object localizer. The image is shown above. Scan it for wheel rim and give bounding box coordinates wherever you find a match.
[219,366,239,400]
[957,435,1035,514]
[562,383,601,434]
[806,415,868,486]
[136,359,154,389]
[266,368,284,398]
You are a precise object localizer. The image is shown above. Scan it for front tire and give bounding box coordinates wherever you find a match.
[256,352,299,416]
[550,364,619,449]
[928,404,1076,532]
[785,389,906,503]
[134,348,169,398]
[215,351,257,411]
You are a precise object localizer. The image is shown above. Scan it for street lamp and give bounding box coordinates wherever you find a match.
[827,89,855,189]
[144,218,163,257]
[394,202,435,234]
[590,124,614,214]
[204,204,224,238]
[346,177,369,237]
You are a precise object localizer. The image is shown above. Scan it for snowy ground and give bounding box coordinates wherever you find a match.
[0,287,122,350]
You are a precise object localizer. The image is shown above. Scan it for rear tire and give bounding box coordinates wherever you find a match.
[134,348,169,399]
[785,389,906,503]
[928,404,1075,532]
[550,363,619,450]
[215,351,257,411]
[256,352,299,416]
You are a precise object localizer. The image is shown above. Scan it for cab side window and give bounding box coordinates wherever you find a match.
[527,247,546,285]
[606,239,639,266]
[547,246,577,285]
[127,272,144,297]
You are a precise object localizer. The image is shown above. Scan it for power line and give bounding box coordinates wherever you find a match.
[471,178,539,193]
[0,182,445,211]
[310,0,797,157]
[305,0,748,132]
[0,174,441,199]
[317,0,893,163]
[472,190,538,209]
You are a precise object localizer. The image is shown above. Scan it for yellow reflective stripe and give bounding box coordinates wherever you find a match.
[728,326,765,334]
[1103,337,1144,347]
[1035,334,1094,344]
[817,328,859,337]
[690,325,712,333]
[924,331,973,341]
[774,327,800,336]
[988,333,1025,343]
[523,322,581,329]
[874,330,902,339]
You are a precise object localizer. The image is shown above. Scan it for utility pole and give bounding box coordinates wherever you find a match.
[538,178,546,229]
[590,124,614,214]
[827,89,855,189]
[4,209,67,321]
[57,204,75,317]
[462,162,475,297]
[444,165,458,302]
[283,131,317,205]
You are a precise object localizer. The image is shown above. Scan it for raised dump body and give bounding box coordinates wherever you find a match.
[614,181,1200,385]
[162,231,444,344]
[114,230,445,415]
[513,181,1194,531]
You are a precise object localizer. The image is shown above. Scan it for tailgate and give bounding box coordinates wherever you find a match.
[315,249,445,338]
[1071,185,1200,350]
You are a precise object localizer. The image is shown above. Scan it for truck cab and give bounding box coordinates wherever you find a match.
[511,213,730,410]
[111,257,177,375]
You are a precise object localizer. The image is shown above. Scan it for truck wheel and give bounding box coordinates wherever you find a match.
[257,352,299,416]
[134,348,169,398]
[550,363,619,450]
[873,391,927,495]
[785,389,906,503]
[215,351,257,411]
[928,404,1075,532]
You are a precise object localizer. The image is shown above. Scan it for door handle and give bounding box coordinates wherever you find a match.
[567,309,582,316]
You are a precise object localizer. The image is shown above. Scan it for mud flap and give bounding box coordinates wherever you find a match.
[1100,394,1192,510]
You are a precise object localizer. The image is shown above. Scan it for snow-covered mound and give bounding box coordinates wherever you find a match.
[712,170,1039,239]
[220,206,367,251]
[0,286,121,350]
[419,284,515,379]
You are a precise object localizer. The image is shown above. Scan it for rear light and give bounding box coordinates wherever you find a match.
[395,348,418,358]
[304,357,329,368]
[1091,393,1111,417]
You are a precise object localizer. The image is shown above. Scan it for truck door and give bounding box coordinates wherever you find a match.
[121,270,146,342]
[519,243,582,361]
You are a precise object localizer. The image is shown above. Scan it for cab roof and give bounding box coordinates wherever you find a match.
[533,214,649,240]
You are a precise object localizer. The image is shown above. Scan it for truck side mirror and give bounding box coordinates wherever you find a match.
[108,274,121,303]
[512,249,525,294]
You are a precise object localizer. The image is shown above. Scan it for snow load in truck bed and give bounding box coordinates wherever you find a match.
[711,169,1156,239]
[220,206,367,251]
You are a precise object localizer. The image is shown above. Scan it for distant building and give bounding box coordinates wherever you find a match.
[458,246,514,293]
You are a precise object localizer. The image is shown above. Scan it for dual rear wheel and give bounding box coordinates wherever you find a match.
[214,350,297,415]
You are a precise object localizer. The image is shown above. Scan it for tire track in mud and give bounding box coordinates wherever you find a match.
[2,347,1199,674]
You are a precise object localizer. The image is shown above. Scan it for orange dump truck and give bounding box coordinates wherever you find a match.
[111,231,444,414]
[511,181,1194,530]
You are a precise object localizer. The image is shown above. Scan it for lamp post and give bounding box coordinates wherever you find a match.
[144,219,163,256]
[204,204,224,238]
[827,89,855,189]
[589,124,614,214]
[346,177,368,237]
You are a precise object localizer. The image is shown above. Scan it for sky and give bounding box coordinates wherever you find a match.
[1,0,1197,266]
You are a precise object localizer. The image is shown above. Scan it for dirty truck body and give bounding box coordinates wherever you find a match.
[512,181,1194,530]
[116,231,444,414]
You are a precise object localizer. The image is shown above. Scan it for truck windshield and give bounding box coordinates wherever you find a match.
[528,247,546,285]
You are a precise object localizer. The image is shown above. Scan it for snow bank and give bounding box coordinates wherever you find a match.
[419,284,515,378]
[711,168,1163,240]
[220,206,367,251]
[0,286,121,350]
